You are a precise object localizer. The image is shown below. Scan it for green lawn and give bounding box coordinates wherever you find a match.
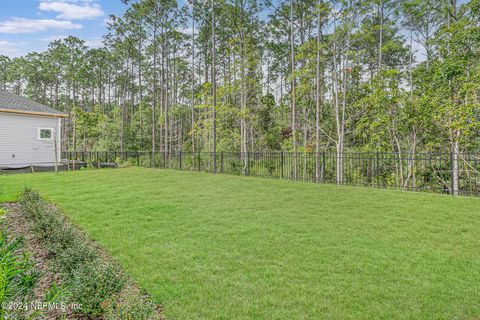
[1,168,480,319]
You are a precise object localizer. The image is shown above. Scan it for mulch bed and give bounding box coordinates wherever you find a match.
[2,202,74,319]
[1,203,165,320]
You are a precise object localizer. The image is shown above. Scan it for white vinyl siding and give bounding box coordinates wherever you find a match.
[0,112,61,166]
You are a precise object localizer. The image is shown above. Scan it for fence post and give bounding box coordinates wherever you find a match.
[322,152,326,181]
[376,151,380,188]
[192,151,195,171]
[450,150,459,196]
[221,152,224,174]
[198,151,201,172]
[179,151,183,171]
[450,151,453,196]
[281,152,284,179]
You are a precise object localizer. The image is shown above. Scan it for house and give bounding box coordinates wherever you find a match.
[0,90,68,168]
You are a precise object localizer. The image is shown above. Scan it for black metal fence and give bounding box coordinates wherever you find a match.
[63,151,480,197]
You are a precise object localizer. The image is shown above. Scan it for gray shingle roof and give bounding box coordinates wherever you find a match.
[0,90,66,116]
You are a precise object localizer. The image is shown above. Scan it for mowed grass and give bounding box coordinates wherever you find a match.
[1,168,480,319]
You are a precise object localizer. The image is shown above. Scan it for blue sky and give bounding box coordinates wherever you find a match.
[0,0,469,59]
[0,0,129,57]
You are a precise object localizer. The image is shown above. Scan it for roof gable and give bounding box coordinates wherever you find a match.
[0,90,67,117]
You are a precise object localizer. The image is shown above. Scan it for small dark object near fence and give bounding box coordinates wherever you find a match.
[0,163,69,174]
[63,151,480,197]
[0,158,119,174]
[93,162,118,169]
[67,160,88,171]
[65,158,118,170]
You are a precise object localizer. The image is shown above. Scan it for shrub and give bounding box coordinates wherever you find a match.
[55,240,98,277]
[0,231,38,320]
[18,189,126,317]
[68,261,125,316]
[105,294,160,320]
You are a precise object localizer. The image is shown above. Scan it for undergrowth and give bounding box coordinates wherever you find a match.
[18,189,160,319]
[0,231,37,320]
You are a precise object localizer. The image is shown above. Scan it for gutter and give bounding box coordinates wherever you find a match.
[0,108,69,118]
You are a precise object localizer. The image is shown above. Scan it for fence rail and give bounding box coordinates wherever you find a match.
[62,151,480,197]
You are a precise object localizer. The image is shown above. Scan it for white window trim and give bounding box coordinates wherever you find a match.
[37,127,54,141]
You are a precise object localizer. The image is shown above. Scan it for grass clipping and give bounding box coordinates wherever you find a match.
[17,189,162,319]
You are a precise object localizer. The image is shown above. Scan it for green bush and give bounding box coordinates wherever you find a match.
[0,231,38,320]
[68,261,125,316]
[18,189,126,317]
[19,189,98,273]
[55,241,98,277]
[105,294,160,320]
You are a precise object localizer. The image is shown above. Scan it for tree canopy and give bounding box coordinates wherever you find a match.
[0,0,478,164]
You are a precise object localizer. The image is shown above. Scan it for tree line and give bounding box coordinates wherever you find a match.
[0,0,479,183]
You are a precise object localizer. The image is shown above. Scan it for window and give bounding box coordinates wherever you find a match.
[38,128,53,140]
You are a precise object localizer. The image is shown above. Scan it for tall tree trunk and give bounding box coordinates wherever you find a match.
[160,38,165,153]
[211,0,217,173]
[290,0,298,179]
[338,10,352,186]
[448,0,459,196]
[315,0,323,183]
[378,2,384,72]
[240,28,248,175]
[333,13,343,185]
[138,38,144,147]
[164,46,169,157]
[152,26,158,162]
[191,3,196,160]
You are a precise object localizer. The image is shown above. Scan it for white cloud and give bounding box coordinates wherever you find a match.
[0,41,30,57]
[38,35,69,42]
[38,35,103,48]
[0,18,82,34]
[39,1,104,20]
[84,37,103,48]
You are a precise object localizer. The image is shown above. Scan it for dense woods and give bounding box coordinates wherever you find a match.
[1,0,479,171]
